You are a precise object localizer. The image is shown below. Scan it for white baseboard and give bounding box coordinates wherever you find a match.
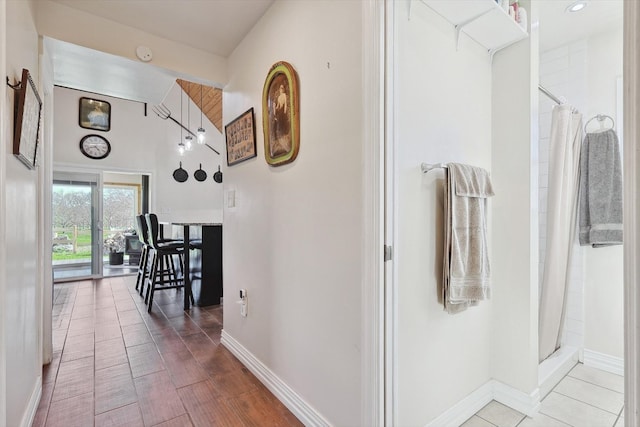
[538,346,579,399]
[583,349,624,377]
[425,380,540,427]
[492,380,540,417]
[425,382,493,427]
[20,377,42,427]
[221,330,331,427]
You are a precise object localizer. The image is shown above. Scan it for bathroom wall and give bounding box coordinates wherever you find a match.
[538,25,624,362]
[490,0,539,393]
[583,27,624,360]
[394,3,494,424]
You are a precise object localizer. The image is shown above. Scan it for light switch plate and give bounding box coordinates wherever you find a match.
[227,190,236,208]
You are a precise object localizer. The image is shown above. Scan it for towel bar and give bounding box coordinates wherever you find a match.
[421,163,448,173]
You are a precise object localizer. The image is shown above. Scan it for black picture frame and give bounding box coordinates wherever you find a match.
[225,108,257,166]
[79,97,111,132]
[13,68,42,170]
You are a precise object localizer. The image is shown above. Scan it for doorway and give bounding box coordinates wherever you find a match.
[52,171,149,282]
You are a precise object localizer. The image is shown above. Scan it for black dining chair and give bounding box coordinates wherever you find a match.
[144,213,193,312]
[134,215,151,297]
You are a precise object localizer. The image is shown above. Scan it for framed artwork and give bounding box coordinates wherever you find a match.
[79,97,111,131]
[262,61,300,166]
[13,68,42,170]
[225,108,257,166]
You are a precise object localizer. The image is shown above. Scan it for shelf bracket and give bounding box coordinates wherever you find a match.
[488,32,529,63]
[453,9,493,51]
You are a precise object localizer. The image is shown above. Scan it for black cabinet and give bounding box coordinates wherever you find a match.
[190,225,223,306]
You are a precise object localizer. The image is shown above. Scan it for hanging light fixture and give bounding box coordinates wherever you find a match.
[196,83,206,144]
[177,85,186,156]
[184,82,194,151]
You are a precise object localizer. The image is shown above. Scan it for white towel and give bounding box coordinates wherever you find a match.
[443,163,494,314]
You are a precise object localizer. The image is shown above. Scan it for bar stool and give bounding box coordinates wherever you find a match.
[144,213,192,312]
[134,215,151,297]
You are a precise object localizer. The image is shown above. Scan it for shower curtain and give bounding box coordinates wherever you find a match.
[539,104,583,363]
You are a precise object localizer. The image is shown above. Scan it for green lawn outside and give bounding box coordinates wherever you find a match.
[52,227,128,261]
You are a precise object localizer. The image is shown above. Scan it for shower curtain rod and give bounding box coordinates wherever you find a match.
[538,85,563,105]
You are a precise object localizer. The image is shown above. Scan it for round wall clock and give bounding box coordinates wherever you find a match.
[79,134,111,160]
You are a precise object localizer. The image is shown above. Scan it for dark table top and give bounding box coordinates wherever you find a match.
[171,222,222,226]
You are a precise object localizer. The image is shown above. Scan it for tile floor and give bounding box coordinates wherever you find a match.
[34,276,302,426]
[463,364,624,427]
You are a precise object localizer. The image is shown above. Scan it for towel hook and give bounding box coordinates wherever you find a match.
[584,114,615,133]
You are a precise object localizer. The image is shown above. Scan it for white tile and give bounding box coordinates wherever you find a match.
[518,412,571,427]
[563,331,583,348]
[541,45,569,63]
[554,376,623,415]
[475,401,524,427]
[568,364,624,393]
[564,319,583,335]
[540,392,618,427]
[461,415,495,427]
[541,56,569,76]
[614,416,624,427]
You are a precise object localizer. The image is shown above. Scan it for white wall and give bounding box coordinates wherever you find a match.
[53,85,224,223]
[223,0,363,425]
[583,27,624,359]
[490,19,539,392]
[394,3,494,424]
[3,0,42,425]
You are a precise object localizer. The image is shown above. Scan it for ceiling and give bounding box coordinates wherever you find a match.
[49,0,275,57]
[539,0,623,52]
[46,0,624,104]
[46,0,274,105]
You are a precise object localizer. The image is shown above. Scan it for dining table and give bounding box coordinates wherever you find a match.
[171,222,222,310]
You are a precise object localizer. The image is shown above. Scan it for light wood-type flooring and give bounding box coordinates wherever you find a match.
[33,276,302,426]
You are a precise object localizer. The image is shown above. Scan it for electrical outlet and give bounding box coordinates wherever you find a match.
[239,289,248,317]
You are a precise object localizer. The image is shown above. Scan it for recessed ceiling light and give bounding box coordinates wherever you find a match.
[566,1,587,12]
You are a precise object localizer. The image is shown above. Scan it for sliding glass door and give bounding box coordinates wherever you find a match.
[52,172,102,281]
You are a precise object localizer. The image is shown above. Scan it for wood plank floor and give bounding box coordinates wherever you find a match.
[34,276,302,427]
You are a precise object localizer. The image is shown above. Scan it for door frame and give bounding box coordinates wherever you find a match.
[362,0,386,425]
[623,2,639,425]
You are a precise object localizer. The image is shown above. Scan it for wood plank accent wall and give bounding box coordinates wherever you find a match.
[177,79,223,133]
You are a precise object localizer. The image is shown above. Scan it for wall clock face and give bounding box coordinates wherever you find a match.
[79,134,111,160]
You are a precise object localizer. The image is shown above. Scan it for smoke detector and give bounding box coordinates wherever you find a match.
[135,46,153,62]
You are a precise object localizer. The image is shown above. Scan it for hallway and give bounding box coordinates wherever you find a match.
[34,277,301,426]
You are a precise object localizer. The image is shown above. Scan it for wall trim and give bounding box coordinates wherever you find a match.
[20,378,41,427]
[623,2,639,426]
[492,380,540,417]
[425,380,540,427]
[361,1,385,426]
[221,330,331,427]
[583,349,624,377]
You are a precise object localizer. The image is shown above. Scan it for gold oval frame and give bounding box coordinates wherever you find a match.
[262,61,300,166]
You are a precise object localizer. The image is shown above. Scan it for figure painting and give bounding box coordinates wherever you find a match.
[262,62,299,166]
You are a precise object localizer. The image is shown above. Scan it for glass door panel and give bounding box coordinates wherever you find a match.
[52,172,102,281]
